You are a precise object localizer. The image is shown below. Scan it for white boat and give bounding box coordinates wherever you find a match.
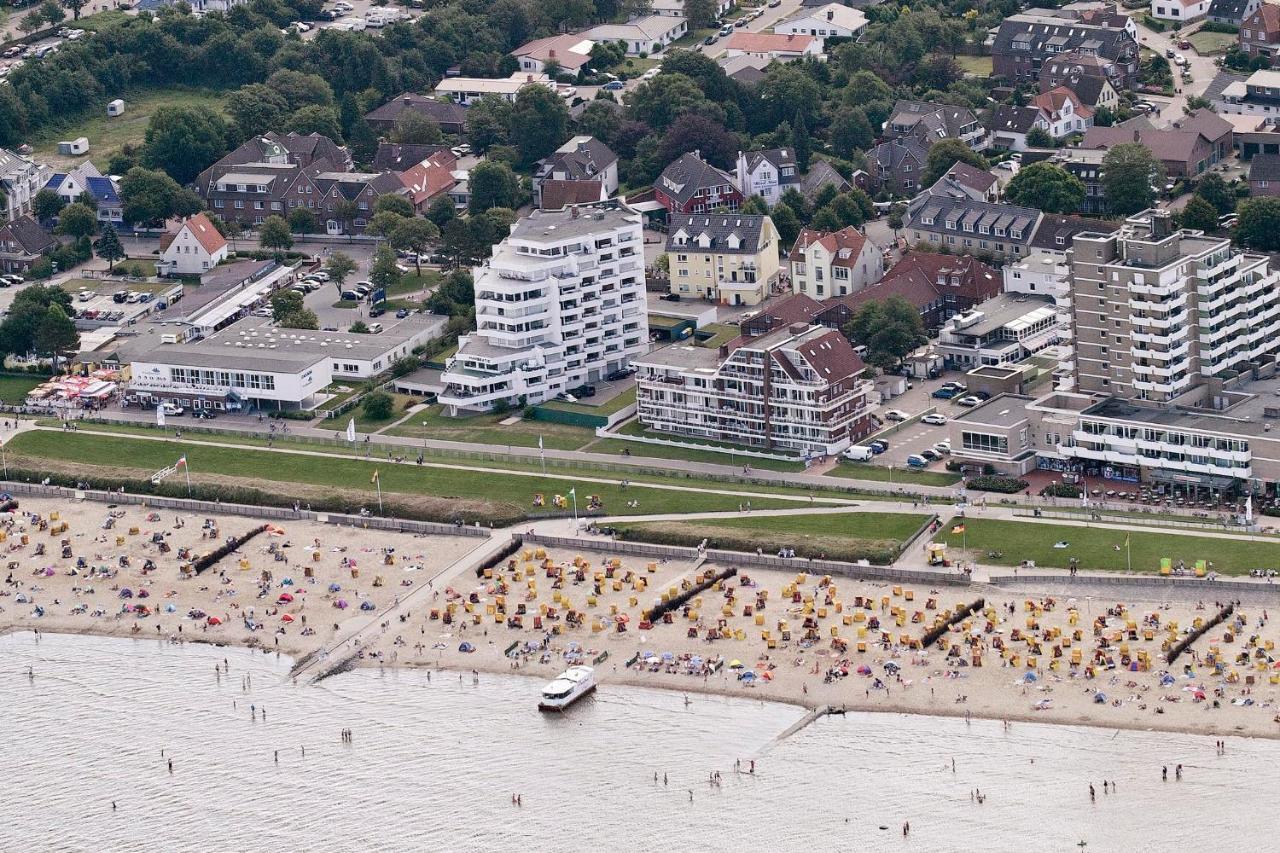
[538,665,596,711]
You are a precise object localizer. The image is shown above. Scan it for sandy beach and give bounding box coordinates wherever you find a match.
[3,495,1279,740]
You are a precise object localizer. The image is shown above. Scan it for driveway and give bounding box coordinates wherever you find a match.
[1131,17,1216,121]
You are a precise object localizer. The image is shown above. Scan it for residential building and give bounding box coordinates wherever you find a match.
[884,100,988,151]
[1046,147,1109,214]
[989,104,1052,152]
[722,32,823,61]
[904,196,1043,263]
[1248,152,1280,194]
[0,215,56,274]
[373,143,452,172]
[1209,0,1260,25]
[718,54,770,86]
[398,151,458,213]
[773,3,868,38]
[734,148,799,207]
[533,136,618,208]
[433,73,553,106]
[992,14,1139,87]
[438,203,648,413]
[1031,86,1095,138]
[634,324,876,455]
[201,132,349,176]
[1214,68,1280,120]
[1038,52,1122,111]
[800,160,851,202]
[1004,250,1073,309]
[947,394,1042,475]
[867,137,928,198]
[652,0,733,15]
[511,34,595,74]
[157,214,229,277]
[1240,2,1280,55]
[936,293,1063,369]
[582,15,687,55]
[540,180,607,210]
[0,148,52,222]
[1070,208,1280,403]
[666,213,781,306]
[1151,0,1211,22]
[738,293,827,339]
[44,162,122,224]
[653,152,743,214]
[364,93,469,136]
[788,226,884,299]
[919,161,1000,203]
[817,253,1001,332]
[1080,110,1233,177]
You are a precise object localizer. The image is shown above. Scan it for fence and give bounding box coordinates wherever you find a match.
[989,573,1280,599]
[521,533,971,586]
[1013,508,1272,537]
[0,480,490,538]
[594,427,800,463]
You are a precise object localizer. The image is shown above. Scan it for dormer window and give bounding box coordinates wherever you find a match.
[922,216,934,225]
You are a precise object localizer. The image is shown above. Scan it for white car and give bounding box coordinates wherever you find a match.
[933,441,952,455]
[883,409,909,422]
[921,413,948,425]
[310,271,330,281]
[955,395,983,407]
[642,67,660,80]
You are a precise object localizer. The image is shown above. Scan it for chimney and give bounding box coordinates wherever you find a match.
[1132,129,1140,142]
[719,344,730,358]
[1150,208,1174,239]
[827,9,833,19]
[549,49,556,58]
[789,323,808,335]
[403,96,412,104]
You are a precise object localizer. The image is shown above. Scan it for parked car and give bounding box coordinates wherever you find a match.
[395,308,410,319]
[868,439,889,454]
[906,454,928,467]
[571,383,597,398]
[843,445,875,461]
[340,290,360,301]
[193,410,217,420]
[126,292,142,303]
[606,367,635,381]
[603,80,625,91]
[883,409,909,421]
[702,35,717,45]
[1178,39,1192,50]
[933,441,951,455]
[920,449,941,461]
[931,387,958,400]
[310,271,330,281]
[368,306,386,318]
[661,293,681,301]
[160,403,185,417]
[955,395,983,407]
[921,413,948,425]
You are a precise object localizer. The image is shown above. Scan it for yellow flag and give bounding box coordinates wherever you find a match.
[371,470,379,484]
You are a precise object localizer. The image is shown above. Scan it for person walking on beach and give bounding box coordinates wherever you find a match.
[1088,784,1095,802]
[903,821,910,837]
[1176,764,1183,780]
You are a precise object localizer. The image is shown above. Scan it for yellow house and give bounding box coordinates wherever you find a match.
[666,213,781,306]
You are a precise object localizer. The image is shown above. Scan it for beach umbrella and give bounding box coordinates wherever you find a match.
[360,600,376,611]
[729,660,744,669]
[328,583,342,593]
[281,614,295,623]
[1094,692,1107,703]
[164,604,177,613]
[662,652,675,662]
[206,616,222,626]
[1023,672,1037,683]
[41,567,54,576]
[459,641,475,653]
[335,599,349,609]
[277,592,295,603]
[281,578,294,586]
[762,671,773,681]
[1160,674,1176,686]
[738,671,756,682]
[857,665,872,675]
[691,656,704,666]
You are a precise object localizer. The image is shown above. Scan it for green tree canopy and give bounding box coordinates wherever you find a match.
[1102,143,1162,217]
[1195,172,1235,215]
[56,202,97,239]
[94,224,124,272]
[141,105,228,185]
[841,295,925,371]
[1180,195,1219,231]
[468,160,521,214]
[921,139,988,187]
[510,85,570,166]
[120,167,202,227]
[32,189,65,222]
[1003,162,1086,214]
[390,218,440,274]
[1236,196,1280,251]
[391,111,443,145]
[259,215,293,250]
[325,252,358,296]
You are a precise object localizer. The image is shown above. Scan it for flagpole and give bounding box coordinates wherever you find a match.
[376,477,383,515]
[1125,535,1131,574]
[571,488,578,531]
[185,459,192,497]
[1,439,7,480]
[539,435,546,476]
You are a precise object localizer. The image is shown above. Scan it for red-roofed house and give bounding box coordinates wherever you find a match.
[398,151,458,212]
[1241,2,1280,56]
[816,252,1000,332]
[723,32,822,62]
[738,293,826,338]
[1031,87,1095,139]
[158,213,228,277]
[539,179,607,210]
[788,226,884,299]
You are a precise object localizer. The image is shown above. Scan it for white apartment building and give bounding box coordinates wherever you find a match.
[434,73,554,105]
[633,324,876,455]
[1004,251,1072,310]
[788,226,884,299]
[439,203,649,413]
[936,293,1063,370]
[1071,209,1280,403]
[0,148,52,222]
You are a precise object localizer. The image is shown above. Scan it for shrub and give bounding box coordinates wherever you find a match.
[966,475,1029,493]
[1040,482,1082,498]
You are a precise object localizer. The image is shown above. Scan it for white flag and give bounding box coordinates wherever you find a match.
[157,406,166,428]
[346,417,356,442]
[568,487,575,497]
[538,435,544,451]
[1246,494,1253,523]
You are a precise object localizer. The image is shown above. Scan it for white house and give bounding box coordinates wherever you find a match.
[1031,87,1095,139]
[774,3,868,40]
[438,203,649,413]
[1150,0,1211,22]
[511,34,595,74]
[434,73,554,105]
[651,0,733,16]
[787,226,884,299]
[44,162,123,224]
[157,213,229,277]
[722,32,823,62]
[734,148,799,207]
[0,148,52,222]
[583,15,687,56]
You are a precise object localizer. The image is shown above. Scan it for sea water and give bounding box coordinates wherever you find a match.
[1,631,1273,852]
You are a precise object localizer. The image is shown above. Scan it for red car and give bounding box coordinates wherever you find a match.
[1178,40,1191,50]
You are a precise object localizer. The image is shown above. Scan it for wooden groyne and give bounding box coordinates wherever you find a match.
[1167,603,1235,665]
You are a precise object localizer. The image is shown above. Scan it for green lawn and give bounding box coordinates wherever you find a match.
[825,460,962,487]
[615,417,806,461]
[954,55,994,77]
[387,271,441,297]
[938,518,1280,576]
[538,386,637,416]
[383,404,597,450]
[695,323,740,349]
[588,437,805,472]
[5,430,804,519]
[1188,31,1236,55]
[0,374,47,404]
[29,88,229,168]
[351,393,417,433]
[75,10,129,31]
[614,510,930,563]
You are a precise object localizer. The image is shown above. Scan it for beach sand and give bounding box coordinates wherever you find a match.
[4,496,1279,740]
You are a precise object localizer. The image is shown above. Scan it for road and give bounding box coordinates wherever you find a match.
[1131,17,1216,122]
[698,0,805,60]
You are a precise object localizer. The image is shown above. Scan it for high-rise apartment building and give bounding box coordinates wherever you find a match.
[1070,209,1280,403]
[439,202,649,413]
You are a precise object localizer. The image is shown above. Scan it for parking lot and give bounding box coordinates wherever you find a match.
[859,371,991,471]
[67,279,184,327]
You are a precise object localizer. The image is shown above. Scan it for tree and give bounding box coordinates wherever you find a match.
[390,218,439,274]
[362,390,394,419]
[627,73,716,132]
[374,194,415,219]
[791,111,811,173]
[35,304,78,371]
[426,194,457,228]
[427,269,475,314]
[56,202,97,240]
[0,285,73,359]
[290,105,344,142]
[288,206,319,234]
[468,160,521,214]
[141,106,228,186]
[659,113,738,170]
[510,85,570,166]
[465,95,514,154]
[1025,126,1054,149]
[226,84,290,143]
[38,0,63,24]
[259,215,293,251]
[280,308,319,330]
[921,139,988,187]
[369,244,401,294]
[332,199,361,235]
[684,0,717,28]
[120,167,199,227]
[392,112,443,145]
[1180,195,1219,231]
[32,189,65,223]
[1004,162,1086,214]
[1236,196,1280,251]
[347,119,379,168]
[17,12,43,34]
[1102,143,1162,217]
[325,252,358,297]
[1195,172,1235,215]
[94,224,124,273]
[830,108,874,160]
[266,69,334,112]
[366,211,406,239]
[841,296,924,371]
[770,202,801,249]
[349,320,371,334]
[742,196,769,216]
[270,289,305,323]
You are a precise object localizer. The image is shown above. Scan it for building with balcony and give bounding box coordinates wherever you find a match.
[634,324,875,455]
[666,213,781,306]
[788,225,884,299]
[438,202,649,413]
[936,293,1064,370]
[0,148,52,222]
[1069,209,1280,404]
